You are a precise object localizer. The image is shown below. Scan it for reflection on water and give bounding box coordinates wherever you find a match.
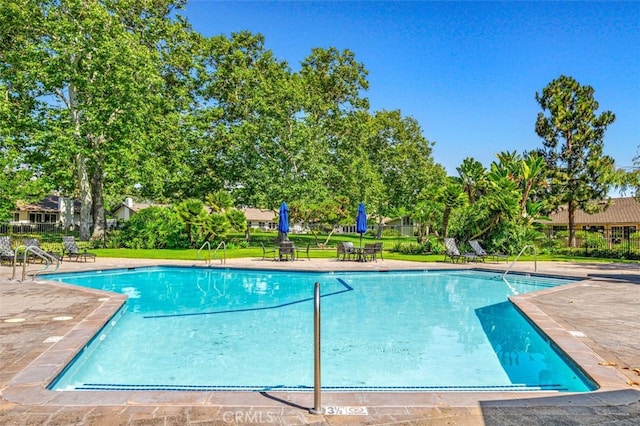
[476,301,590,391]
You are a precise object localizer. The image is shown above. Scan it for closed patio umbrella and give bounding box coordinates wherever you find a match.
[278,202,290,241]
[356,202,367,248]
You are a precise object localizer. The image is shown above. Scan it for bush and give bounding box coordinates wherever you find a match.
[390,242,422,254]
[389,239,443,255]
[381,228,401,237]
[422,236,444,254]
[583,233,607,249]
[119,207,189,249]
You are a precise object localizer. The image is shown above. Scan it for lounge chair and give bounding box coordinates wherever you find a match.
[443,238,476,263]
[62,236,96,262]
[0,236,16,266]
[469,240,508,263]
[260,242,276,260]
[468,240,487,262]
[337,242,356,261]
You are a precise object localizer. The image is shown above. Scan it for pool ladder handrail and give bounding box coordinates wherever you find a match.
[197,241,226,265]
[502,244,537,280]
[197,241,211,265]
[213,241,226,265]
[12,245,61,281]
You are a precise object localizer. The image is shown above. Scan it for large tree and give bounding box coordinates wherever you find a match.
[365,110,446,235]
[0,0,196,239]
[535,75,616,247]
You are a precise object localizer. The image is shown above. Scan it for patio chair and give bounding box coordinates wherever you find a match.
[296,242,311,260]
[443,238,476,263]
[62,236,96,262]
[260,242,276,260]
[337,242,356,261]
[374,242,383,260]
[363,243,378,262]
[278,241,295,261]
[0,236,16,266]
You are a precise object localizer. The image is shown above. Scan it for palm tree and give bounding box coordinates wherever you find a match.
[437,182,465,237]
[456,157,487,204]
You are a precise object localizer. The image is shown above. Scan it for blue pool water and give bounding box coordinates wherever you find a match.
[44,267,595,392]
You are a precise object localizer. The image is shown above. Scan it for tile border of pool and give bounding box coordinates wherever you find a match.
[1,260,636,412]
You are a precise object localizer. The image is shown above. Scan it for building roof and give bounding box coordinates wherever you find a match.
[242,208,275,222]
[547,197,640,225]
[15,195,81,214]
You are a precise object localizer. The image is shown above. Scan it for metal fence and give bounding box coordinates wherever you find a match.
[541,228,640,258]
[375,225,640,258]
[0,223,79,236]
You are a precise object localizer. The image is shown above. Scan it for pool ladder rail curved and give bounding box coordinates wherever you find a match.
[502,244,537,280]
[12,245,61,282]
[197,241,226,265]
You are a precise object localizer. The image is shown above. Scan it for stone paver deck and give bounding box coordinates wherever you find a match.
[1,256,639,425]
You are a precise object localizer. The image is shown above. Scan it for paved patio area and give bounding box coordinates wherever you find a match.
[1,256,639,425]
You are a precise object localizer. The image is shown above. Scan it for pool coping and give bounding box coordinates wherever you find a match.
[1,259,638,415]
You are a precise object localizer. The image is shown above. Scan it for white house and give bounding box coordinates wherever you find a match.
[10,195,80,227]
[111,198,167,221]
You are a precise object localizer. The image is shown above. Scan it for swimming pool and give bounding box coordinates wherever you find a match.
[44,267,595,392]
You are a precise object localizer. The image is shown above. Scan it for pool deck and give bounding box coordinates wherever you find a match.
[1,256,639,425]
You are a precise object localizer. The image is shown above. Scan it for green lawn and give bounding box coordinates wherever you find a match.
[90,233,639,265]
[18,231,639,264]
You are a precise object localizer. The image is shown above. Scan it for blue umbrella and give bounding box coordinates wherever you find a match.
[278,202,290,240]
[356,202,367,247]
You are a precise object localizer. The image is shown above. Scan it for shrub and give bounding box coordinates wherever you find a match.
[422,236,444,254]
[381,228,401,237]
[389,241,440,255]
[119,207,189,249]
[583,233,607,249]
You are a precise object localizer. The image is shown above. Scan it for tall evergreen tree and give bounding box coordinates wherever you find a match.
[535,75,616,247]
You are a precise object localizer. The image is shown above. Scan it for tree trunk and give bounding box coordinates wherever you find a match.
[568,200,577,248]
[69,81,92,240]
[244,222,251,242]
[442,207,451,238]
[90,166,105,241]
[76,153,92,240]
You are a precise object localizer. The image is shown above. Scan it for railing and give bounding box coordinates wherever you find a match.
[213,241,226,265]
[502,244,537,280]
[197,241,211,265]
[309,281,323,415]
[12,245,61,281]
[196,241,226,265]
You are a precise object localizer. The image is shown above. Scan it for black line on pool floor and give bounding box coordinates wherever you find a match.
[143,278,354,319]
[76,383,566,392]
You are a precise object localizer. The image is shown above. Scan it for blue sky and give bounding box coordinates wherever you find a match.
[181,1,639,179]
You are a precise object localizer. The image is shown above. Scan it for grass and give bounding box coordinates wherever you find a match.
[89,231,640,264]
[23,230,635,263]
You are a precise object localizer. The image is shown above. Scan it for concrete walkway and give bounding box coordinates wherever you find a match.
[1,256,639,425]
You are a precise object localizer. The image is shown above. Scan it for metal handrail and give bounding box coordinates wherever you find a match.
[12,245,61,281]
[309,281,323,415]
[213,241,226,265]
[197,241,211,265]
[502,244,537,280]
